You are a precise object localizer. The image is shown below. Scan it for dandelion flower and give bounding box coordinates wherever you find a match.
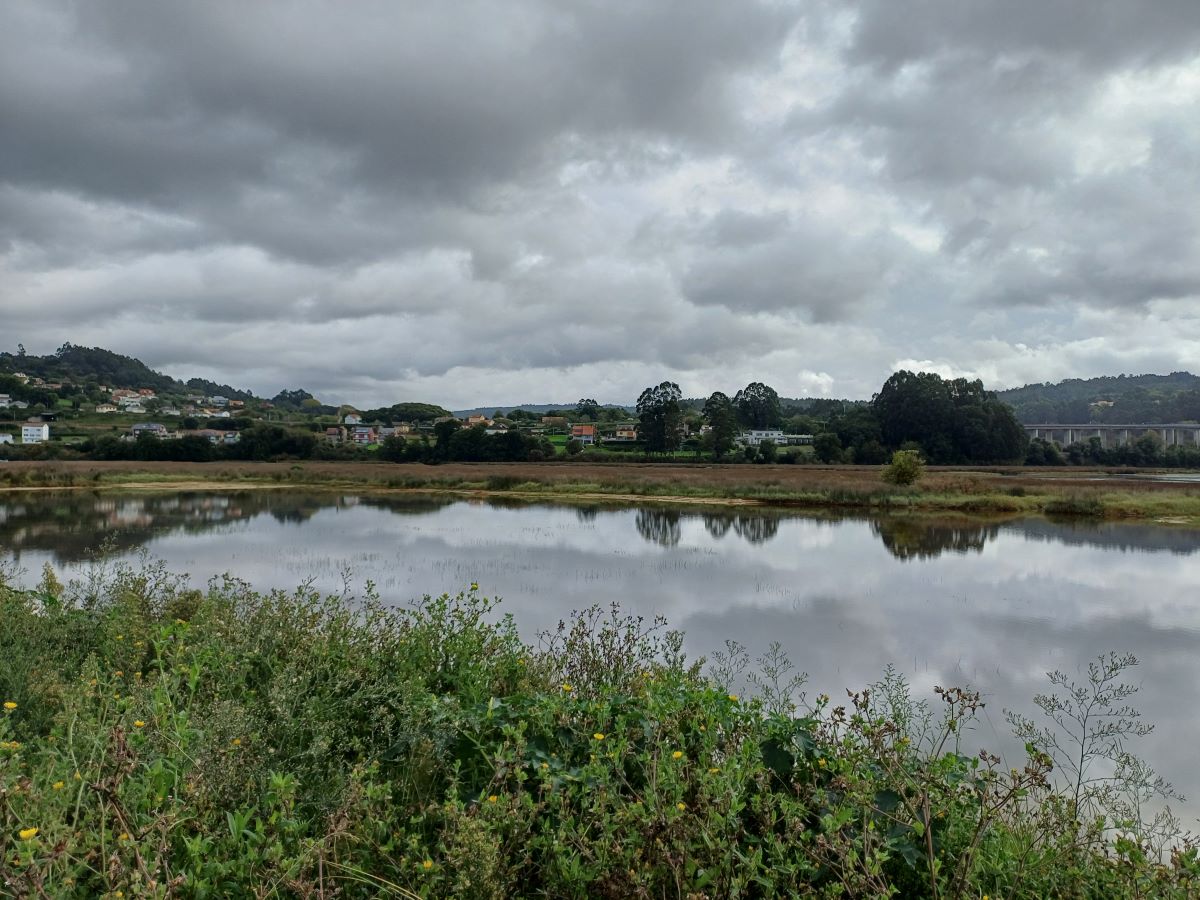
[676,802,687,811]
[728,694,738,702]
[593,732,605,741]
[51,781,64,790]
[699,725,706,732]
[708,767,720,774]
[73,771,82,781]
[134,720,146,728]
[540,762,549,769]
[119,832,130,841]
[18,828,38,840]
[3,701,16,710]
[231,738,242,746]
[423,859,433,870]
[672,751,683,760]
[561,684,573,692]
[818,758,827,769]
[114,671,123,677]
[487,795,498,803]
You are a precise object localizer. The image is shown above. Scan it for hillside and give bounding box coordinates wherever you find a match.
[997,372,1200,424]
[0,344,183,393]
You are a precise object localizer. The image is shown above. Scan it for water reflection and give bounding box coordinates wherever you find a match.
[1,492,1197,564]
[870,518,999,561]
[3,490,1200,817]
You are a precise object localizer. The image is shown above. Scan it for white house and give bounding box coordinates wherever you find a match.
[344,413,363,426]
[738,429,785,447]
[0,433,13,445]
[21,423,50,444]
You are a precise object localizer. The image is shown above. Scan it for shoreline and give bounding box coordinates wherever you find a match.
[2,459,1200,524]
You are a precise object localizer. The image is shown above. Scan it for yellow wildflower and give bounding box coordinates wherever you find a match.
[818,758,827,769]
[3,701,16,711]
[676,802,687,811]
[708,767,720,774]
[18,827,38,840]
[423,859,433,870]
[540,762,549,769]
[487,795,498,803]
[114,671,123,677]
[593,732,605,741]
[672,750,683,760]
[119,832,130,841]
[470,582,479,591]
[52,781,64,790]
[231,738,242,746]
[699,725,706,732]
[728,694,738,702]
[561,684,573,692]
[73,771,82,781]
[134,720,146,728]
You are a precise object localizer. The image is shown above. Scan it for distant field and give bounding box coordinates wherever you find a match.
[1,458,1198,511]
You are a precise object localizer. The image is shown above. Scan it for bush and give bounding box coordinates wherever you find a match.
[882,448,926,485]
[0,562,1194,898]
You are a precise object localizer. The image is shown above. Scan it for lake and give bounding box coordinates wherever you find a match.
[3,489,1200,819]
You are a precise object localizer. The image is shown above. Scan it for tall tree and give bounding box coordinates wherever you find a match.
[734,382,782,429]
[637,381,683,454]
[702,391,738,460]
[574,398,600,420]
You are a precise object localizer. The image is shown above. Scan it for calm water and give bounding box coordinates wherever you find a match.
[3,490,1200,817]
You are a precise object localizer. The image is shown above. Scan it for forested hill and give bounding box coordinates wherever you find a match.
[0,344,182,392]
[997,372,1200,423]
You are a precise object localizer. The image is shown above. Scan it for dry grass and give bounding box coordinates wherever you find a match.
[1,460,1198,521]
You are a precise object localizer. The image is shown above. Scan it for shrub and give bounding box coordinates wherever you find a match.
[0,562,1194,898]
[882,448,926,486]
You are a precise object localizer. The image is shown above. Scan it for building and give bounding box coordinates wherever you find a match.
[0,433,13,445]
[130,423,169,438]
[738,429,785,447]
[349,425,377,445]
[95,404,118,414]
[344,413,363,426]
[608,427,638,442]
[21,422,49,444]
[569,424,597,445]
[0,394,10,408]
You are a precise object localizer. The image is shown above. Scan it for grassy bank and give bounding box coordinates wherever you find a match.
[1,563,1197,897]
[2,460,1200,524]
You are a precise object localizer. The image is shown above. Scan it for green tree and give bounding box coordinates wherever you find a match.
[573,399,600,420]
[701,392,738,460]
[813,432,843,463]
[734,382,782,429]
[882,449,925,485]
[637,381,684,454]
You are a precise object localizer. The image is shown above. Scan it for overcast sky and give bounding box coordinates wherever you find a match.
[2,1,1200,408]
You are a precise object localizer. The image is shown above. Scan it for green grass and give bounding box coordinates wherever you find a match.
[2,563,1198,897]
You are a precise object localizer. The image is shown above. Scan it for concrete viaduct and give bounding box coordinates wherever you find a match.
[1024,423,1200,448]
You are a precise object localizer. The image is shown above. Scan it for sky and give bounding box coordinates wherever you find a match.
[2,1,1200,409]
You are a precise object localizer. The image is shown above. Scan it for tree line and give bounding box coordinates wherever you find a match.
[636,372,1028,464]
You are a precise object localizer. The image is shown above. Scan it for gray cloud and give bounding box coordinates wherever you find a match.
[1,0,1199,406]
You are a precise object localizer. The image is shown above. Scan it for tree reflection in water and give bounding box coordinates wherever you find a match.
[870,518,1000,561]
[635,508,682,547]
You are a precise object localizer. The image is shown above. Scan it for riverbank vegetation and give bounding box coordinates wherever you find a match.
[1,561,1195,897]
[1,460,1199,524]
